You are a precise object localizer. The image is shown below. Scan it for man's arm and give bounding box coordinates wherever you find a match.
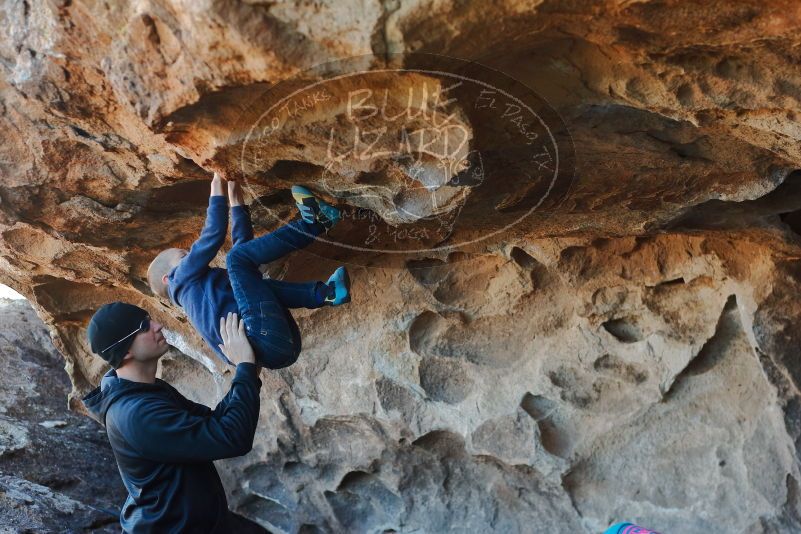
[178,310,258,418]
[116,364,261,463]
[175,391,211,418]
[229,180,254,246]
[115,313,260,463]
[171,173,229,282]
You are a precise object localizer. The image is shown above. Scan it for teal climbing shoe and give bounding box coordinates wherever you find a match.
[324,266,351,306]
[291,185,341,231]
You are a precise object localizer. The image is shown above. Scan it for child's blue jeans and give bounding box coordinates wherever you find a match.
[226,219,326,368]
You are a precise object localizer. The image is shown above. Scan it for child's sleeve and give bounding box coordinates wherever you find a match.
[230,205,254,246]
[172,195,229,282]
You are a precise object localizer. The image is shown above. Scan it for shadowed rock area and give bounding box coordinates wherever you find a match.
[2,1,801,532]
[0,298,125,532]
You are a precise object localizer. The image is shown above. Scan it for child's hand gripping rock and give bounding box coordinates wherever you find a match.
[228,179,244,207]
[211,172,225,197]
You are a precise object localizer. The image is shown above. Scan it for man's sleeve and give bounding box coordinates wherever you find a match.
[180,383,248,419]
[171,195,229,282]
[230,205,254,246]
[179,396,212,418]
[118,364,262,463]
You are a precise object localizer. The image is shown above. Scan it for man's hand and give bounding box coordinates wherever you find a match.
[228,180,244,207]
[218,312,255,366]
[211,172,225,197]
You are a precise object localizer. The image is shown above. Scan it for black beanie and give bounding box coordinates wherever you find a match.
[87,302,149,369]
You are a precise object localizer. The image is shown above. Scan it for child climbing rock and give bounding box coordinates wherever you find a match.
[147,173,350,369]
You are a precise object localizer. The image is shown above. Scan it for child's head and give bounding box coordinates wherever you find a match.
[147,248,187,298]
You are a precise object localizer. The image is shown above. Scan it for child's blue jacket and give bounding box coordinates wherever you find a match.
[167,195,253,362]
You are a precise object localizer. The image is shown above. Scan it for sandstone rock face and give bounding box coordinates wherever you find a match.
[2,1,801,532]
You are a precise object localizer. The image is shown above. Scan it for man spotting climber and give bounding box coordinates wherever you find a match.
[83,302,264,533]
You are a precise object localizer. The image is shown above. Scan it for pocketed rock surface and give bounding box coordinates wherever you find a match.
[2,1,801,532]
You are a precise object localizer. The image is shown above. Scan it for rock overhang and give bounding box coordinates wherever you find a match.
[2,1,801,532]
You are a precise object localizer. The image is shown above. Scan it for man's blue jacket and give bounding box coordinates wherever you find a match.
[83,363,261,533]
